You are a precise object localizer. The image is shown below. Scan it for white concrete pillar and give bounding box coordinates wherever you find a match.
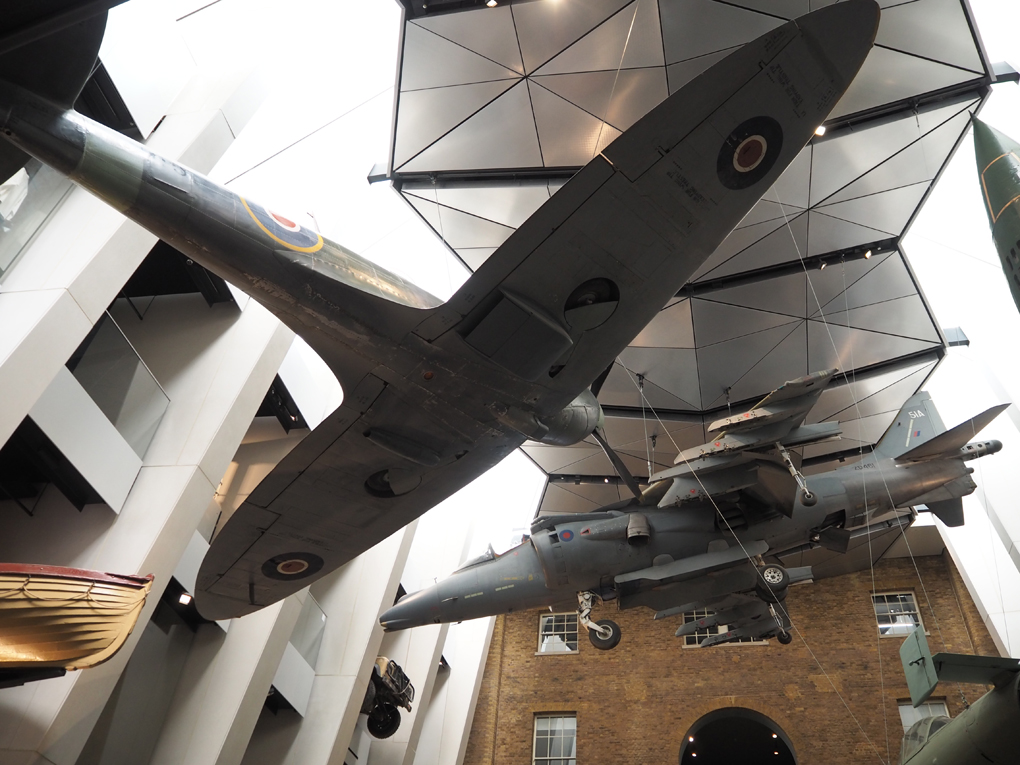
[148,595,304,765]
[239,525,416,765]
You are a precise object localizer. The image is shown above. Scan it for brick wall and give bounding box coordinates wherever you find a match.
[463,552,996,765]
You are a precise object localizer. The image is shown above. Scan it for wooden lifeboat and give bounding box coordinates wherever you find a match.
[0,564,153,671]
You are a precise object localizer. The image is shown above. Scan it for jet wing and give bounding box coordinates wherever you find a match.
[674,370,841,465]
[195,2,878,619]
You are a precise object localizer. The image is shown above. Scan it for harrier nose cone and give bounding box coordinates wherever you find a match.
[796,0,881,90]
[379,585,441,632]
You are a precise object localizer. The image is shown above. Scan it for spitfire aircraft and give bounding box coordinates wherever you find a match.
[0,0,880,620]
[379,373,1004,649]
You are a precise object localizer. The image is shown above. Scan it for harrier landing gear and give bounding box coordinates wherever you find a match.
[577,591,621,650]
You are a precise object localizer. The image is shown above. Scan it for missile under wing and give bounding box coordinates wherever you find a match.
[0,0,880,619]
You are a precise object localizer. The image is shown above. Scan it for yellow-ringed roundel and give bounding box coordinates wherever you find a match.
[716,116,784,190]
[241,197,323,253]
[261,552,324,581]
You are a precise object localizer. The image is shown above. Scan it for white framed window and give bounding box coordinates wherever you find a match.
[898,700,949,731]
[873,592,923,637]
[680,609,766,647]
[538,613,578,654]
[533,714,577,765]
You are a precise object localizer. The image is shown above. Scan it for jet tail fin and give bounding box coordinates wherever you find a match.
[0,2,114,179]
[873,391,947,460]
[921,497,965,527]
[896,403,1007,462]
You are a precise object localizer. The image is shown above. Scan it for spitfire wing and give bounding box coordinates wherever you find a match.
[196,2,878,620]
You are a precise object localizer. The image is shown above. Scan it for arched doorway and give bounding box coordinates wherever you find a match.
[679,708,796,765]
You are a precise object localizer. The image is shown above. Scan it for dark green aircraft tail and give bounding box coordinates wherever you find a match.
[873,391,947,460]
[0,2,113,180]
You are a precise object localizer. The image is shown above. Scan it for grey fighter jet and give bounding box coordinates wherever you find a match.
[0,0,879,620]
[379,380,1004,650]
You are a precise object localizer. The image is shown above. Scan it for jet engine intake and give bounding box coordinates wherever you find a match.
[534,389,604,446]
[627,513,650,545]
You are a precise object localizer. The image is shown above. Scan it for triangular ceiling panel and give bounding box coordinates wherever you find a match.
[692,299,801,346]
[536,0,664,75]
[511,0,633,74]
[807,358,929,424]
[705,271,807,318]
[828,295,940,344]
[598,359,701,410]
[806,251,891,314]
[829,45,981,120]
[617,347,704,409]
[725,0,809,17]
[770,146,812,210]
[916,95,980,136]
[529,81,621,167]
[820,143,933,206]
[658,0,781,63]
[736,198,805,230]
[691,216,790,281]
[806,211,892,256]
[538,482,618,515]
[825,252,918,313]
[631,298,695,348]
[405,193,443,233]
[813,359,938,423]
[433,204,515,249]
[699,212,809,280]
[717,322,808,407]
[697,321,803,408]
[666,48,733,94]
[413,6,525,74]
[533,68,668,132]
[393,79,518,168]
[456,247,497,271]
[400,23,521,91]
[807,321,937,372]
[524,442,605,474]
[817,182,930,237]
[400,82,543,172]
[435,184,550,228]
[876,0,984,75]
[810,117,924,205]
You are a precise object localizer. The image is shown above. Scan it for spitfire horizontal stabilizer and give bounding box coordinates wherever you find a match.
[896,403,1008,462]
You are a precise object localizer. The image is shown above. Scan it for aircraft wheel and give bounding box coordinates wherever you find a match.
[777,630,793,645]
[588,619,621,650]
[755,565,790,603]
[800,489,817,506]
[368,703,401,739]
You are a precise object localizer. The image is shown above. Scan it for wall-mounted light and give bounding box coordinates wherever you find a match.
[487,0,498,6]
[179,592,193,605]
[864,249,872,259]
[815,125,826,136]
[819,261,827,270]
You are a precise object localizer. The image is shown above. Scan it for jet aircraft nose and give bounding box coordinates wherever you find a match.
[379,585,441,632]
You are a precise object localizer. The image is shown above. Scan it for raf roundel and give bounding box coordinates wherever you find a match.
[560,529,574,542]
[261,552,325,581]
[716,116,784,190]
[241,198,324,253]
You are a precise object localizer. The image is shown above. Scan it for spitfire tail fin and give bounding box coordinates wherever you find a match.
[872,391,947,460]
[0,4,110,179]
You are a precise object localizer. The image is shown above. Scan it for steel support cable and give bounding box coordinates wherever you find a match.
[618,362,889,765]
[771,188,968,712]
[593,3,639,161]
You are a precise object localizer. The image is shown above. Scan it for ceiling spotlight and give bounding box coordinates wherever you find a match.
[179,592,193,605]
[604,477,610,483]
[819,261,827,270]
[815,125,826,136]
[487,0,498,5]
[864,249,872,259]
[689,736,695,742]
[772,733,778,739]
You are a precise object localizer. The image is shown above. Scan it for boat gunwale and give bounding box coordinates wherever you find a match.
[0,564,153,589]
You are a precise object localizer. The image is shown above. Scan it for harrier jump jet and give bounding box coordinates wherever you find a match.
[379,381,1004,649]
[0,0,879,619]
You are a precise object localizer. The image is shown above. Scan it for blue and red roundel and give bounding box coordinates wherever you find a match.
[241,198,323,253]
[560,529,574,542]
